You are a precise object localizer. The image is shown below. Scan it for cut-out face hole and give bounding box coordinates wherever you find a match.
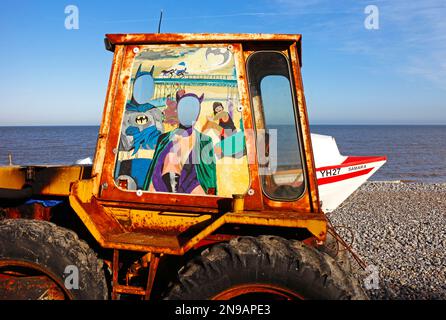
[133,74,155,104]
[177,95,202,127]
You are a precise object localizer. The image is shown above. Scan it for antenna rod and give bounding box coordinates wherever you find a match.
[157,10,163,33]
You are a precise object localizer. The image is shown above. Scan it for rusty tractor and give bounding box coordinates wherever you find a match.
[0,33,367,300]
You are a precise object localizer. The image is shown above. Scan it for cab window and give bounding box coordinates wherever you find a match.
[247,51,305,200]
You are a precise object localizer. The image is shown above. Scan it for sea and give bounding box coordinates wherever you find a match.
[0,125,445,183]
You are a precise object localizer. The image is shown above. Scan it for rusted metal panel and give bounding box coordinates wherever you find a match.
[32,166,91,196]
[289,42,322,214]
[99,45,134,195]
[0,260,72,300]
[111,249,119,300]
[4,203,51,221]
[106,33,302,46]
[98,198,224,214]
[225,211,326,240]
[114,284,146,296]
[232,43,264,210]
[144,254,160,300]
[70,188,326,254]
[0,165,90,196]
[69,189,125,247]
[0,275,65,300]
[106,207,213,233]
[110,251,160,300]
[92,45,126,198]
[0,167,25,190]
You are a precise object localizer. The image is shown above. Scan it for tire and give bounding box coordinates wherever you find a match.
[164,235,368,300]
[318,233,368,298]
[319,232,352,273]
[0,219,108,300]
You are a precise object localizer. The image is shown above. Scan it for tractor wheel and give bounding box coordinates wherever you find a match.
[0,219,108,300]
[318,232,352,273]
[318,233,368,297]
[164,236,368,300]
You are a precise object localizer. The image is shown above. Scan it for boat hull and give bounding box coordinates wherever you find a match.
[316,156,387,212]
[310,133,386,213]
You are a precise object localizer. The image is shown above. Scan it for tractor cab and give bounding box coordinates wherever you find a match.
[66,34,325,255]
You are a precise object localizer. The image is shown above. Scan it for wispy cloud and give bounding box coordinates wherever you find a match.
[193,1,445,89]
[376,0,446,87]
[93,1,446,89]
[273,0,446,89]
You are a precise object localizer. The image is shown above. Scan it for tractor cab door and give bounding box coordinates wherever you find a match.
[244,43,320,213]
[247,51,305,199]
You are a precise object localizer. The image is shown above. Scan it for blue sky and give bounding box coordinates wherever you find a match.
[0,0,445,125]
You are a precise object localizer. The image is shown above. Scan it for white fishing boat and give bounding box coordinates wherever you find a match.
[311,133,387,212]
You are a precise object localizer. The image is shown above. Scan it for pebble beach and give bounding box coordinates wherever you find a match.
[329,181,446,300]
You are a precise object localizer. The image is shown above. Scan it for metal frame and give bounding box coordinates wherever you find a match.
[245,49,307,202]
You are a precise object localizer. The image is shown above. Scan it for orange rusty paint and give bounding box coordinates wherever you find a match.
[194,234,237,249]
[0,165,91,197]
[110,249,160,300]
[211,283,304,300]
[92,45,126,197]
[114,284,147,296]
[4,208,20,219]
[0,260,72,300]
[110,208,212,233]
[232,43,264,210]
[289,42,322,214]
[144,253,160,300]
[111,249,119,300]
[31,204,52,220]
[106,33,302,46]
[70,189,326,254]
[0,275,65,300]
[0,167,26,190]
[5,203,51,221]
[98,198,222,215]
[98,45,134,198]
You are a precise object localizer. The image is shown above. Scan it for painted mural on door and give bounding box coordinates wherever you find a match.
[114,46,249,197]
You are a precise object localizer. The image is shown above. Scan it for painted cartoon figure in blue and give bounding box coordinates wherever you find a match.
[116,64,165,189]
[120,64,165,154]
